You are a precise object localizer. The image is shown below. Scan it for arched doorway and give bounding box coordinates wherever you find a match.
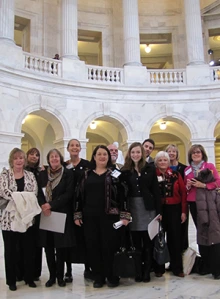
[21,110,64,165]
[149,117,191,164]
[86,116,128,160]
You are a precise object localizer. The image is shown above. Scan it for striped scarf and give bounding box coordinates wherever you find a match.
[45,166,64,202]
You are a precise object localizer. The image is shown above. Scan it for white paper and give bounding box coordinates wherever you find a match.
[113,218,132,229]
[39,211,67,233]
[148,214,161,240]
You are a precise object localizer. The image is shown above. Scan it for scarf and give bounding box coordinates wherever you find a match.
[191,160,204,177]
[45,166,64,202]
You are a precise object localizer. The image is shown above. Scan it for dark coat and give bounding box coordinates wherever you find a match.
[121,163,161,215]
[38,168,76,248]
[176,162,187,180]
[74,168,131,221]
[196,169,220,246]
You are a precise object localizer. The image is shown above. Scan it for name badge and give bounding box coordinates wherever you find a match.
[185,168,192,176]
[157,176,164,182]
[111,169,121,178]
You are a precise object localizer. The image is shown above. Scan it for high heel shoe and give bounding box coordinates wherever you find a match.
[45,278,56,287]
[57,279,66,287]
[25,281,37,288]
[9,284,17,291]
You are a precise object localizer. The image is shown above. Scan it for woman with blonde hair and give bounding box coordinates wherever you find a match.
[165,144,188,253]
[121,142,161,282]
[0,148,41,291]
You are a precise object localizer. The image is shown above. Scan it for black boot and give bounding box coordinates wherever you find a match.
[142,249,151,283]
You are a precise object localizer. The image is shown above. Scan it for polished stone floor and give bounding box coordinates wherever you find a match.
[0,217,220,299]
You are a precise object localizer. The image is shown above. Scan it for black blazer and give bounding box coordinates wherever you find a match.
[121,163,161,215]
[177,162,187,180]
[38,168,75,248]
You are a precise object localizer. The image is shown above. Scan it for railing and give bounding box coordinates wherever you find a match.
[87,65,123,84]
[212,66,220,82]
[21,53,220,86]
[23,53,62,77]
[149,69,186,85]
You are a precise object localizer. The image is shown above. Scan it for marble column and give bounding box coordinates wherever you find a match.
[61,0,78,59]
[184,0,205,65]
[190,138,216,164]
[0,0,15,42]
[122,0,141,66]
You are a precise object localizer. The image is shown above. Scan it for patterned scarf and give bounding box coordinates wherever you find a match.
[45,166,64,202]
[191,160,204,177]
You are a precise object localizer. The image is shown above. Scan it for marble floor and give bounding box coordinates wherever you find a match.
[0,217,220,299]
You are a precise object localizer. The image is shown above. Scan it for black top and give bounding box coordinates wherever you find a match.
[121,163,161,214]
[64,158,90,189]
[83,171,106,216]
[129,171,142,197]
[176,162,187,180]
[15,177,24,192]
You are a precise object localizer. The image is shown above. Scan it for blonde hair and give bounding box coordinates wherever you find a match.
[8,148,26,168]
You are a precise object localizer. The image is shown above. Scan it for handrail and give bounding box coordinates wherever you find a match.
[23,52,62,77]
[86,65,123,84]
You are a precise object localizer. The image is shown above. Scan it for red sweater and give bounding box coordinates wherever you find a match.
[156,167,187,214]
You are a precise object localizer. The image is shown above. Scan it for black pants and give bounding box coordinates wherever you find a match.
[2,227,35,286]
[161,204,183,274]
[44,232,65,280]
[188,201,197,227]
[83,214,120,282]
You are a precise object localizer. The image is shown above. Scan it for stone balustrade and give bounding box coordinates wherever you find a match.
[87,65,123,84]
[24,52,62,77]
[22,52,220,86]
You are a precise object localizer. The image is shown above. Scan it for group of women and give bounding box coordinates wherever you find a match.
[0,140,220,292]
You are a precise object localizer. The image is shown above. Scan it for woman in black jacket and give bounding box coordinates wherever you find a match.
[121,142,161,283]
[74,145,130,288]
[38,149,75,287]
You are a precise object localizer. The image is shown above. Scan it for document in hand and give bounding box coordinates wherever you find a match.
[148,214,161,240]
[40,211,67,233]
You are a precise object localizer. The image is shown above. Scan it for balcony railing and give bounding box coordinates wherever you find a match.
[149,70,186,85]
[21,53,220,87]
[24,53,62,77]
[87,65,123,84]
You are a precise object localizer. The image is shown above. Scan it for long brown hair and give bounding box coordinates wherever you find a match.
[123,142,146,172]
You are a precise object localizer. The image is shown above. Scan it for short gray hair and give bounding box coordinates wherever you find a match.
[154,151,170,166]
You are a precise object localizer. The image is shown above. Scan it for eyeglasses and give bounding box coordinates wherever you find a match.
[192,151,201,155]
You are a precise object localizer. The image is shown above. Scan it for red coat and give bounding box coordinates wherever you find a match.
[156,167,187,214]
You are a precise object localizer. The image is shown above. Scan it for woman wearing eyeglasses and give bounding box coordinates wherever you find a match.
[184,144,220,279]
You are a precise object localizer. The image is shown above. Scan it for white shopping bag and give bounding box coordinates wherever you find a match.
[183,247,197,275]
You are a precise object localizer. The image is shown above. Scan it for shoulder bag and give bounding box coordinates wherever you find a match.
[153,220,170,265]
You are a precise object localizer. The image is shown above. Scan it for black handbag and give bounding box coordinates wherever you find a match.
[153,221,170,265]
[113,230,142,278]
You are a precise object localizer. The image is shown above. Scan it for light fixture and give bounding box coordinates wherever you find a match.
[209,60,215,66]
[145,44,151,54]
[160,122,167,130]
[213,36,220,42]
[208,49,213,55]
[90,121,97,130]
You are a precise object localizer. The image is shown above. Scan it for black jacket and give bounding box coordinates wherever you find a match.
[121,163,161,215]
[74,168,131,221]
[38,168,75,248]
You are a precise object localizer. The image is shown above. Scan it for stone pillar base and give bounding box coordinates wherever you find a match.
[62,58,87,82]
[0,39,23,69]
[124,65,147,86]
[186,64,211,85]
